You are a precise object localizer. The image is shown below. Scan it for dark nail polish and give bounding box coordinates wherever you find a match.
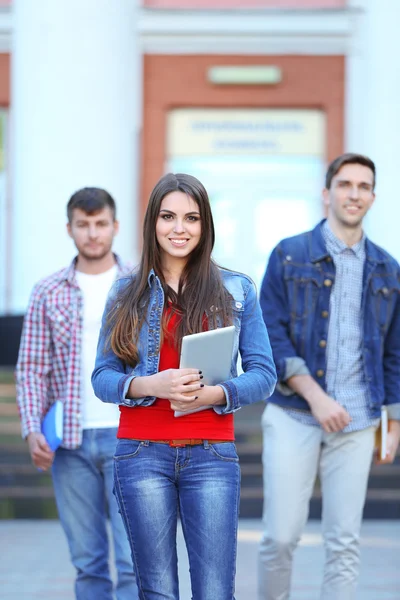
[199,370,202,374]
[200,375,203,379]
[195,396,198,400]
[200,384,204,388]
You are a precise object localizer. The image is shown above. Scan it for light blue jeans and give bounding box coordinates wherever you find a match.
[52,428,138,600]
[113,439,241,600]
[258,404,376,600]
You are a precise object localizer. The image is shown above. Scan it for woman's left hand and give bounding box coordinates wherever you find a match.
[169,384,225,412]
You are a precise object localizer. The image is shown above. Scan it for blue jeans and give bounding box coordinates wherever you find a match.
[113,439,241,600]
[52,428,138,600]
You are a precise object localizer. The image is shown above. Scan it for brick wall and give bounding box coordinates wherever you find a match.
[141,54,344,216]
[0,54,9,106]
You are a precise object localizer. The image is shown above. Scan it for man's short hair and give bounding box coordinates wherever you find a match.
[67,187,117,222]
[325,153,376,190]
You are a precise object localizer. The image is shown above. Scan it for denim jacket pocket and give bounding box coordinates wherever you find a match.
[284,264,324,319]
[284,265,324,354]
[370,275,399,333]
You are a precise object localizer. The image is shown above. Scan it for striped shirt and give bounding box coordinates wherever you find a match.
[15,255,131,449]
[286,221,379,432]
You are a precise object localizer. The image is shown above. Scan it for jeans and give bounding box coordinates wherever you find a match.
[258,404,375,600]
[113,439,241,600]
[52,428,138,600]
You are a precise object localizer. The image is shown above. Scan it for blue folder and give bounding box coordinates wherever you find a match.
[41,401,64,451]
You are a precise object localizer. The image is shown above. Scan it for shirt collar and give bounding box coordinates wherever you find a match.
[322,220,365,258]
[64,253,125,285]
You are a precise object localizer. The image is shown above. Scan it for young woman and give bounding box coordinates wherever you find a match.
[92,173,276,600]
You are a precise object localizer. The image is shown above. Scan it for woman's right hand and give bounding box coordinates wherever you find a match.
[128,369,202,401]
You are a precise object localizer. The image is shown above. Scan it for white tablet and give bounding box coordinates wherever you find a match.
[174,325,236,417]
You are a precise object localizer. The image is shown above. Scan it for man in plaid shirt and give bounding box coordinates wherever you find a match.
[16,188,138,600]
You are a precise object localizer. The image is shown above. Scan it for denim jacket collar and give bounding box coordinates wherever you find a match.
[311,219,390,265]
[309,220,331,263]
[364,238,391,264]
[147,268,157,287]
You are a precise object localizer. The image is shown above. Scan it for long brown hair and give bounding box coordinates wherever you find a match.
[109,173,233,366]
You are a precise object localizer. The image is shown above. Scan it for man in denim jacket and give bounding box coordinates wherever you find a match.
[258,153,400,600]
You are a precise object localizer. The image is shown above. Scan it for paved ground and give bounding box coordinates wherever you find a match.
[1,519,399,599]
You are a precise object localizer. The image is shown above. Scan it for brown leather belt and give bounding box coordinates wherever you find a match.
[132,439,231,447]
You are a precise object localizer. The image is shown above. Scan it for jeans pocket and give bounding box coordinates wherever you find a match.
[209,442,239,462]
[114,439,144,461]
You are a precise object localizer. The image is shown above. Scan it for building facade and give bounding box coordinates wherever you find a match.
[0,0,399,360]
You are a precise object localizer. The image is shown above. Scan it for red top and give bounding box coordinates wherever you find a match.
[118,306,234,440]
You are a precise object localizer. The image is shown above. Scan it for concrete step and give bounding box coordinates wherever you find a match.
[0,383,16,397]
[0,421,21,435]
[238,461,400,479]
[0,486,54,498]
[239,488,400,519]
[0,403,18,416]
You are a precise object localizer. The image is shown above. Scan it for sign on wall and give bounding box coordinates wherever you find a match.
[168,108,325,157]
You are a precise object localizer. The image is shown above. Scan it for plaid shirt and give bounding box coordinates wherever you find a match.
[15,255,131,449]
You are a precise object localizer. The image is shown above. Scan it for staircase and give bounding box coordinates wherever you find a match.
[0,373,57,518]
[1,370,399,519]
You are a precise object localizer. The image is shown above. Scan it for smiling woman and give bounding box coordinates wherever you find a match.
[91,172,277,600]
[156,190,202,278]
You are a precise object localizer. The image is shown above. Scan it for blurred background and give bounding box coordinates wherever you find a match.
[0,0,399,522]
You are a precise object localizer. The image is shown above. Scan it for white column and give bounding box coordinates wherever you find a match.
[346,0,400,259]
[11,0,141,313]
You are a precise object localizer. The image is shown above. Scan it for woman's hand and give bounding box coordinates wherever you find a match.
[128,368,202,402]
[169,384,226,413]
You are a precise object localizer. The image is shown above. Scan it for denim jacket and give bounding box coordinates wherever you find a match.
[260,220,400,420]
[92,268,277,414]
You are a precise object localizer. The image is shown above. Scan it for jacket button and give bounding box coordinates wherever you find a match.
[326,256,332,262]
[321,310,329,318]
[319,340,327,348]
[316,369,324,378]
[324,279,332,287]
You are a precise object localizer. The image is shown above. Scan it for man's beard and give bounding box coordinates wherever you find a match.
[79,244,111,261]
